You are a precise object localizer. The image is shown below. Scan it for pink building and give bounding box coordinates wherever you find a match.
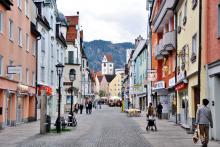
[0,0,39,129]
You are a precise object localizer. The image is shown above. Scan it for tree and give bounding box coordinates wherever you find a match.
[99,90,105,97]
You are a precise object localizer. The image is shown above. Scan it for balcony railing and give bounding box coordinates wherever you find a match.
[163,30,176,51]
[152,0,177,32]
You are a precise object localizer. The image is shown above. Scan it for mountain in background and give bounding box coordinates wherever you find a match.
[84,40,135,72]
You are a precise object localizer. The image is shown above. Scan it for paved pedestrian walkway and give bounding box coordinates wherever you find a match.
[131,113,220,147]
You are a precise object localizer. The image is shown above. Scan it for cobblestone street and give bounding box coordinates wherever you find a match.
[1,105,219,147]
[0,106,151,147]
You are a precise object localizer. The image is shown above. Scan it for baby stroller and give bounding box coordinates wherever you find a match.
[146,116,156,131]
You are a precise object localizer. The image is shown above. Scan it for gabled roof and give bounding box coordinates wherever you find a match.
[132,39,147,61]
[104,75,116,83]
[96,71,103,83]
[105,54,112,62]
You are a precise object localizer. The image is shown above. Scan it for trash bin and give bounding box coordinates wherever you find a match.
[46,115,51,132]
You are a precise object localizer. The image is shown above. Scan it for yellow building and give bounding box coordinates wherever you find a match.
[109,74,123,97]
[176,0,201,129]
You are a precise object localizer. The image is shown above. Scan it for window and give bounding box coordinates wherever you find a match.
[18,0,22,10]
[179,12,182,26]
[0,55,3,76]
[26,68,29,84]
[9,19,13,40]
[51,70,54,85]
[68,51,74,64]
[41,66,45,82]
[183,1,187,25]
[50,16,53,28]
[8,60,13,80]
[0,12,3,33]
[82,60,85,68]
[26,33,29,51]
[110,64,112,67]
[51,44,53,58]
[191,33,197,62]
[218,4,220,37]
[61,52,63,64]
[18,27,22,46]
[18,67,22,82]
[25,0,29,17]
[32,40,36,55]
[104,63,106,67]
[41,36,45,52]
[32,72,35,86]
[57,49,59,62]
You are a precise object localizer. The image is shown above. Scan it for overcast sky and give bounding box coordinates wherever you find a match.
[57,0,147,43]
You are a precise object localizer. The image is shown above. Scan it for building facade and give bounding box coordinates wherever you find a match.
[150,0,177,120]
[0,0,38,129]
[202,0,220,140]
[101,54,114,75]
[132,37,147,111]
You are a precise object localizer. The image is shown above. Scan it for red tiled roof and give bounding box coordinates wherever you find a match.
[105,54,112,62]
[66,16,79,25]
[66,16,79,42]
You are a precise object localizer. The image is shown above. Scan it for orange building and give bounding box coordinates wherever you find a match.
[150,0,177,120]
[202,0,220,140]
[0,0,39,129]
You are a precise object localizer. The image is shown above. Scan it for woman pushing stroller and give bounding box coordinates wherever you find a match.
[146,103,157,131]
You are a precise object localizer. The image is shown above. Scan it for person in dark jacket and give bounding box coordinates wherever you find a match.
[157,102,163,119]
[79,104,84,114]
[88,101,93,114]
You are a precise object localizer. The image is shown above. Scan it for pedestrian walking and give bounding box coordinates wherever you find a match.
[98,100,102,109]
[146,103,157,131]
[85,101,89,114]
[157,102,163,119]
[88,101,93,114]
[196,99,213,147]
[79,104,84,114]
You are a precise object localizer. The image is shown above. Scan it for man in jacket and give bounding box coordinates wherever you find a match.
[196,99,213,147]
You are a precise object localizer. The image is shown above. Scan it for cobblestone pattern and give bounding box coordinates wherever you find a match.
[15,106,152,147]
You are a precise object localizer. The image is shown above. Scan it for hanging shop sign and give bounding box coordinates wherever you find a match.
[63,82,72,86]
[175,83,187,91]
[154,81,165,90]
[169,77,176,87]
[38,85,52,96]
[147,69,157,81]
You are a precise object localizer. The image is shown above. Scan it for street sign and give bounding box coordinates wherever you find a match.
[63,82,72,86]
[7,66,22,74]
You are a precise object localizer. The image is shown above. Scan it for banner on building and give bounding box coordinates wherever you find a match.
[147,69,157,81]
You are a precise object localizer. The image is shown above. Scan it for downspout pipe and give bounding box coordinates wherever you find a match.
[35,21,41,121]
[174,10,178,124]
[198,0,202,108]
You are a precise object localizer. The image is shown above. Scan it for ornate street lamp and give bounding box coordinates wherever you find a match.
[69,69,76,126]
[55,63,64,133]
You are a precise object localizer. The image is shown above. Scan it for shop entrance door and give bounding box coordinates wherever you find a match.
[6,94,12,126]
[16,97,23,123]
[180,91,189,128]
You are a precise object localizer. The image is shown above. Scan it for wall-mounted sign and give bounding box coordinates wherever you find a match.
[17,84,29,93]
[147,69,157,81]
[154,81,165,90]
[63,82,72,86]
[175,83,187,91]
[169,77,176,87]
[7,66,22,74]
